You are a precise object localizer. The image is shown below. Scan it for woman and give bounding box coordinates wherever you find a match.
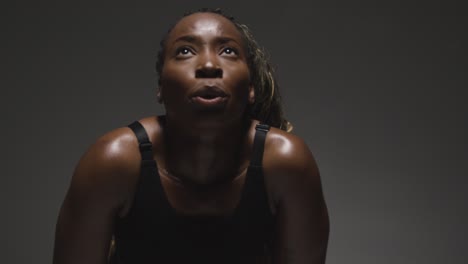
[53,8,329,264]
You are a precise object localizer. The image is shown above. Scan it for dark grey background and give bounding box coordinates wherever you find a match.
[4,1,467,263]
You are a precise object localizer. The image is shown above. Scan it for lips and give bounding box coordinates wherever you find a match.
[190,85,229,108]
[191,86,228,99]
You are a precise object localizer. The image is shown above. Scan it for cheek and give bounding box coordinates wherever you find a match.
[227,66,252,98]
[160,63,194,97]
[162,62,192,85]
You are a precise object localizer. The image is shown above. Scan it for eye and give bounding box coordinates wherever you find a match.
[221,47,238,56]
[176,47,194,57]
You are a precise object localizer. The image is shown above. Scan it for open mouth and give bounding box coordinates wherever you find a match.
[190,86,229,107]
[191,86,228,99]
[199,94,221,99]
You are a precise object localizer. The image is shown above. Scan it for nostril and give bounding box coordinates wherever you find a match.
[195,68,223,79]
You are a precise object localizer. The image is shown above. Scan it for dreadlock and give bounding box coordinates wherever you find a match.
[155,8,292,132]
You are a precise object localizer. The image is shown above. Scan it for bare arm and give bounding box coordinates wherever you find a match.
[53,129,138,264]
[266,134,330,264]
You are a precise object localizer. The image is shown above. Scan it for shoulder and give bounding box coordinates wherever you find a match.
[263,126,318,175]
[68,123,143,209]
[65,116,163,216]
[262,126,322,208]
[76,126,139,177]
[75,115,162,179]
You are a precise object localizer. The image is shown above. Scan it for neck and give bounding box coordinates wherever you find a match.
[161,115,252,186]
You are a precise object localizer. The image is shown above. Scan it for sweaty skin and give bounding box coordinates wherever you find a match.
[53,13,329,264]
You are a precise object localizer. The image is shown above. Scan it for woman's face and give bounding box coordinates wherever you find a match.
[159,12,254,127]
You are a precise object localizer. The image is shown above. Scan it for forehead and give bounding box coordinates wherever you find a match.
[166,13,243,44]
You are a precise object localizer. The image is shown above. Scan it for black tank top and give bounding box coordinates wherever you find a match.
[110,121,275,264]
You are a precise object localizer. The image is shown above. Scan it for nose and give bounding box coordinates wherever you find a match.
[195,53,223,78]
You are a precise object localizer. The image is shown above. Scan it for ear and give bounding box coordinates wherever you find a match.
[248,84,255,104]
[156,87,164,104]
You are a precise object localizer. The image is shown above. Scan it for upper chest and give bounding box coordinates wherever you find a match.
[119,163,278,219]
[158,168,248,216]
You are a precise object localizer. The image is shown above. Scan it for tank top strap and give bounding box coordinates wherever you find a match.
[128,121,156,168]
[249,123,270,168]
[233,122,273,248]
[239,122,271,213]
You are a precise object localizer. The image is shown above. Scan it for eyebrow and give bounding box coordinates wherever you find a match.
[173,35,240,46]
[173,35,200,45]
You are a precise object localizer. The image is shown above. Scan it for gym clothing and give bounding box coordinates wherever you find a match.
[110,121,275,264]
